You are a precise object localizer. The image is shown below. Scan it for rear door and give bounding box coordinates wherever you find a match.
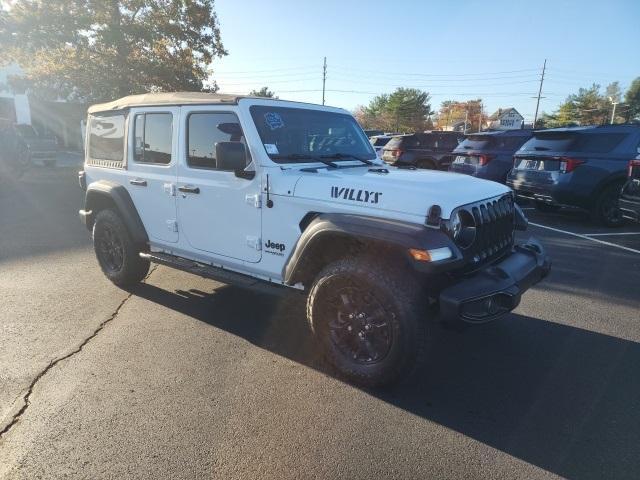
[126,107,179,243]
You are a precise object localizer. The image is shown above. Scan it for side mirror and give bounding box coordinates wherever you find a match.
[215,141,254,179]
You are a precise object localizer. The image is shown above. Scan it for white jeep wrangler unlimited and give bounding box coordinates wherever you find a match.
[79,92,550,387]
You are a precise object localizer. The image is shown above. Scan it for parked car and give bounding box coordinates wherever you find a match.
[369,134,394,159]
[0,120,33,177]
[14,124,58,166]
[619,155,640,223]
[507,125,640,226]
[450,129,533,183]
[382,131,463,170]
[78,92,549,387]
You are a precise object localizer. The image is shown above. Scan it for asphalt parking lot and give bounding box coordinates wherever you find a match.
[1,166,639,479]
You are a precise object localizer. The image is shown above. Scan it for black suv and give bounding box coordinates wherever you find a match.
[619,155,640,223]
[450,129,533,183]
[507,125,640,226]
[382,131,462,170]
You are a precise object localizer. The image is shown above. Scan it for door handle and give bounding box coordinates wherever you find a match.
[129,178,147,187]
[178,185,200,194]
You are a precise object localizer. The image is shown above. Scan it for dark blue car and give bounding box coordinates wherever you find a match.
[507,125,640,226]
[449,129,533,183]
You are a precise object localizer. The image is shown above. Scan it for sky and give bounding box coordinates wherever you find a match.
[212,0,640,122]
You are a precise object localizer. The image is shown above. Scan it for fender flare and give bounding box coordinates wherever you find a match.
[83,180,149,248]
[283,213,459,285]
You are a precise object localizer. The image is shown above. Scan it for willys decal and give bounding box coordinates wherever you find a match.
[331,186,383,204]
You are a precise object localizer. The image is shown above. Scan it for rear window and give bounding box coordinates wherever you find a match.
[520,132,627,154]
[88,114,125,162]
[413,133,460,149]
[571,133,627,153]
[371,137,391,147]
[384,136,407,149]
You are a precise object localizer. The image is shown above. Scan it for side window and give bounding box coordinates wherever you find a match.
[88,114,125,165]
[187,112,246,170]
[133,113,172,164]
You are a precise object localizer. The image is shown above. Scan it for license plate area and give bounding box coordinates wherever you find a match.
[454,155,479,165]
[515,158,560,171]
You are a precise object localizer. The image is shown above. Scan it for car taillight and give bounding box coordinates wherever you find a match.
[559,157,585,173]
[628,159,640,178]
[390,149,403,158]
[478,154,495,166]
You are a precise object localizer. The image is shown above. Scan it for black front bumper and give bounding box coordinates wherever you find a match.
[439,238,550,325]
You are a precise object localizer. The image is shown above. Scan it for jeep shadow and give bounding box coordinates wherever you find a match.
[130,281,640,480]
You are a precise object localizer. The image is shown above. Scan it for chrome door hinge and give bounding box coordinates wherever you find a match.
[246,236,261,250]
[164,183,177,196]
[167,220,178,232]
[245,193,262,208]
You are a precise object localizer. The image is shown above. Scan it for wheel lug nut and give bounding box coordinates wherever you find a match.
[347,326,352,332]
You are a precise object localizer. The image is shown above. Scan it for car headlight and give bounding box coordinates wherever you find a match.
[450,209,476,249]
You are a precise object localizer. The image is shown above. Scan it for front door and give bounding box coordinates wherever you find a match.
[126,107,179,243]
[177,109,262,263]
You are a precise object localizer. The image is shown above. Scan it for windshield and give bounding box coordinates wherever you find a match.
[15,125,37,138]
[250,105,376,163]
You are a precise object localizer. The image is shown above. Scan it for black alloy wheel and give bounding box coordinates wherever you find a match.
[326,285,394,365]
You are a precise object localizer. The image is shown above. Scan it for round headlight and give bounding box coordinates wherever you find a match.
[451,209,476,249]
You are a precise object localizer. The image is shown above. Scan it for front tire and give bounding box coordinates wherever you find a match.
[93,209,150,287]
[306,257,427,388]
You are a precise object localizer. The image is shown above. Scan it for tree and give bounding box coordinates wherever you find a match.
[362,88,433,133]
[436,99,484,131]
[624,77,640,121]
[249,87,276,98]
[539,83,621,127]
[1,1,227,102]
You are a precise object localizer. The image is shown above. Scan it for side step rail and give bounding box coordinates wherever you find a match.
[140,251,293,297]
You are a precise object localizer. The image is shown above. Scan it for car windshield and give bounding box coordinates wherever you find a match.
[250,105,376,163]
[15,125,37,137]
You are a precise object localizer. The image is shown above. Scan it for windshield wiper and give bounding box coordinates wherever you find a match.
[320,153,374,165]
[272,153,338,168]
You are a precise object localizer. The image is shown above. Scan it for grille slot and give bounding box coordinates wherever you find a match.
[455,194,515,269]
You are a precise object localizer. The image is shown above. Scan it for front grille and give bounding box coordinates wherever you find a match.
[453,194,515,270]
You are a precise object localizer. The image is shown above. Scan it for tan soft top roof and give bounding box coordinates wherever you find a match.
[87,92,260,114]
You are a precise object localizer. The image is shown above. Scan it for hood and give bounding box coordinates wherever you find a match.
[292,166,511,219]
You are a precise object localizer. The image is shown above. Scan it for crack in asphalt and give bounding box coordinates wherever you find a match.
[0,294,132,440]
[0,265,158,440]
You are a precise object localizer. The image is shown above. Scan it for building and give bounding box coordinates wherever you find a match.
[0,63,86,150]
[488,108,524,130]
[0,64,31,125]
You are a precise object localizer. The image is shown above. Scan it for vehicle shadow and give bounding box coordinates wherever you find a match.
[130,281,640,480]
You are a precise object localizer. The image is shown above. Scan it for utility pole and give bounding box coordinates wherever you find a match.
[478,102,483,132]
[322,57,327,106]
[533,59,547,129]
[463,110,468,134]
[609,97,619,124]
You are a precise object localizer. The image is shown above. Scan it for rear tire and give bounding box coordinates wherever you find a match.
[417,159,436,170]
[93,209,150,287]
[306,257,428,388]
[534,201,561,213]
[592,183,625,227]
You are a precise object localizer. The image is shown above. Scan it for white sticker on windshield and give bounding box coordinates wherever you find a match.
[264,112,285,130]
[264,143,279,154]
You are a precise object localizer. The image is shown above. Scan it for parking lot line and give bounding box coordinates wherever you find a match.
[529,222,640,255]
[583,232,640,237]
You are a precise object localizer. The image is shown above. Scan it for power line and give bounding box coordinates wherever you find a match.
[330,66,542,77]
